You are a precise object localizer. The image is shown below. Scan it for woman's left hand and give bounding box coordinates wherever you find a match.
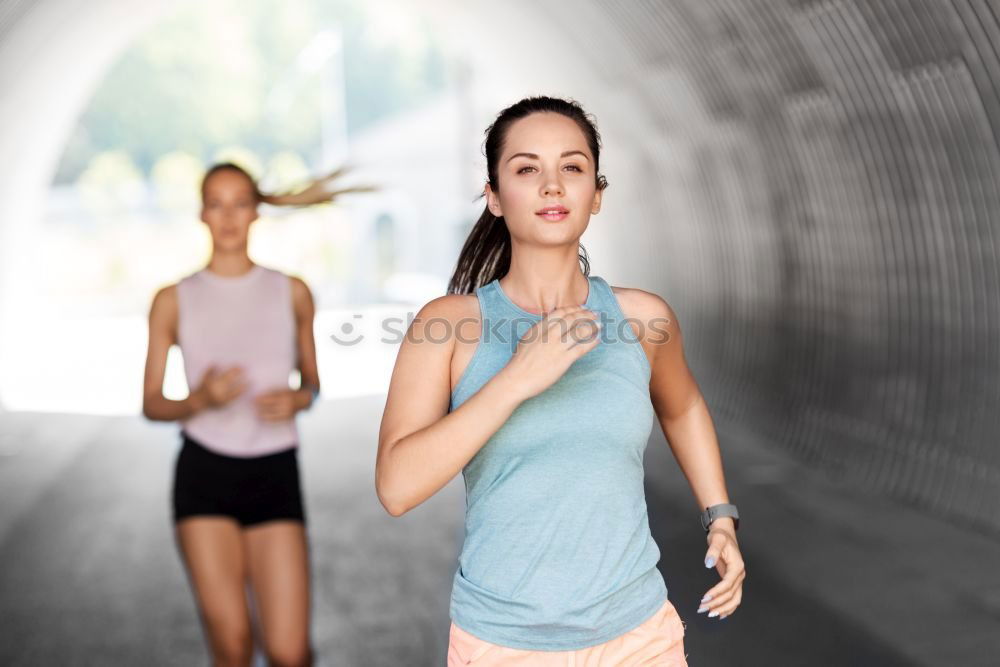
[698,522,746,620]
[255,389,309,421]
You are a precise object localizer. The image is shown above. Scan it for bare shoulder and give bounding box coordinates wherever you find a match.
[610,284,677,326]
[148,283,179,342]
[287,275,314,302]
[418,292,478,316]
[288,274,310,291]
[610,284,682,364]
[412,292,481,339]
[150,283,178,315]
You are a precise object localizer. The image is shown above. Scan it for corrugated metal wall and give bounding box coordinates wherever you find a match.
[585,0,1000,533]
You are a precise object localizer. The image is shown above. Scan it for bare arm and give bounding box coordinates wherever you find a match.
[375,297,599,516]
[291,276,320,399]
[141,286,208,421]
[641,294,733,525]
[623,287,745,619]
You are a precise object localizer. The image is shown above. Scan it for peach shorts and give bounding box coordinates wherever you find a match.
[447,598,688,666]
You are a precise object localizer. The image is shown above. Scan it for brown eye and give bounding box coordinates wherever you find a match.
[517,166,536,174]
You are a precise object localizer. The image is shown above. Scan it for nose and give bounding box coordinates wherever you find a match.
[541,178,564,197]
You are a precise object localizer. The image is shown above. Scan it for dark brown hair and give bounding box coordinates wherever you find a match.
[447,96,609,295]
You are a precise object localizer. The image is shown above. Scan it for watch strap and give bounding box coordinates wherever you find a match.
[700,503,739,532]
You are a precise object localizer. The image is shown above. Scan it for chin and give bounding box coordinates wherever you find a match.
[536,221,587,239]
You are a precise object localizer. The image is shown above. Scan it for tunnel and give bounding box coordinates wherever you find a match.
[0,0,998,665]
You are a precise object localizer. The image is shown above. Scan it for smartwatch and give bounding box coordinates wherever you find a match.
[700,503,739,532]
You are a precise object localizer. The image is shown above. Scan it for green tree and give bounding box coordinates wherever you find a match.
[53,0,450,186]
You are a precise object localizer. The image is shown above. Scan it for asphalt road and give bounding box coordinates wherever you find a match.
[0,396,996,665]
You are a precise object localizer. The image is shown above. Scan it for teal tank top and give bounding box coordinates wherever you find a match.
[448,274,668,651]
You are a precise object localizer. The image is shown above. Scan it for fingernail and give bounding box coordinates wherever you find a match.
[705,556,716,568]
[697,606,708,613]
[701,594,712,602]
[708,610,719,618]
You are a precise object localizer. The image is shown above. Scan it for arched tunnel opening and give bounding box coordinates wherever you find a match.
[0,0,998,665]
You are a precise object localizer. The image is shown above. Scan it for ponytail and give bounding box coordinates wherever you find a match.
[447,205,512,295]
[260,166,378,207]
[202,162,376,208]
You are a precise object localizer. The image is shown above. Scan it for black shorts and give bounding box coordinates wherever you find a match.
[172,431,306,527]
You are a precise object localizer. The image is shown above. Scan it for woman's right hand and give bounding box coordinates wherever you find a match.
[500,305,602,400]
[194,365,247,409]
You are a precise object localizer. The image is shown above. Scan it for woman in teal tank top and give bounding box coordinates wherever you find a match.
[377,96,746,664]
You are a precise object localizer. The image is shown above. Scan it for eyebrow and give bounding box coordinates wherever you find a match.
[506,150,590,163]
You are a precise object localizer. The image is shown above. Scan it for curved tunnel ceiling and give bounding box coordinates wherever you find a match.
[0,0,998,534]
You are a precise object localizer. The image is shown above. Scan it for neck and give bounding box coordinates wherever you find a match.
[500,244,589,314]
[206,250,255,277]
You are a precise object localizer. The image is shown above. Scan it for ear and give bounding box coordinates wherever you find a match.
[485,182,502,217]
[591,187,603,215]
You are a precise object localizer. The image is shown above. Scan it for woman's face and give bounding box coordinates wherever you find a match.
[486,112,602,248]
[200,169,258,252]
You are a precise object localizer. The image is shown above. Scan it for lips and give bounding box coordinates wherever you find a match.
[536,205,570,221]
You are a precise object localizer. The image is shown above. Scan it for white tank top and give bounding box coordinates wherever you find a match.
[176,264,298,457]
